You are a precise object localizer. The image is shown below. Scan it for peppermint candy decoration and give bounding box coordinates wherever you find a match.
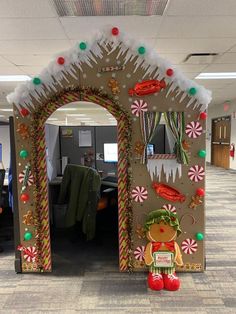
[131,100,148,117]
[18,245,37,262]
[19,170,34,186]
[188,165,205,182]
[181,239,198,254]
[134,246,145,261]
[162,204,177,213]
[131,186,148,202]
[185,121,202,138]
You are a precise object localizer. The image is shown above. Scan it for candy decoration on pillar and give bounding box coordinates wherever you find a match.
[131,99,148,117]
[188,165,205,182]
[181,238,198,254]
[134,246,145,261]
[57,57,65,65]
[131,186,148,203]
[185,121,203,138]
[196,188,205,197]
[20,108,30,117]
[199,112,207,120]
[198,150,206,158]
[17,245,37,262]
[111,27,119,36]
[19,163,34,192]
[19,149,29,159]
[152,183,186,203]
[166,68,174,77]
[24,231,33,241]
[20,193,30,202]
[79,42,87,50]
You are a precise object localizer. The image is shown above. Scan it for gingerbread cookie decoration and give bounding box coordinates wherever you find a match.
[144,209,183,291]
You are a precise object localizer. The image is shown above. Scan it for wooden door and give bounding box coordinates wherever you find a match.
[211,116,231,169]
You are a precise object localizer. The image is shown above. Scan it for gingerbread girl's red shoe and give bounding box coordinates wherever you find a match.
[144,209,183,291]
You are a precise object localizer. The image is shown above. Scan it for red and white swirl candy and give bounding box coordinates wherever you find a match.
[185,121,203,138]
[134,246,145,261]
[181,239,198,254]
[131,100,148,117]
[162,204,177,213]
[131,186,148,202]
[17,245,37,262]
[188,165,205,182]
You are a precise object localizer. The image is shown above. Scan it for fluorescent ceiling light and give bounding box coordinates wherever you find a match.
[47,118,58,121]
[0,75,31,82]
[57,108,77,111]
[195,72,236,79]
[0,108,13,112]
[75,117,92,120]
[0,115,5,117]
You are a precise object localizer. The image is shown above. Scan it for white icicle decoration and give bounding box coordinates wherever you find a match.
[6,25,212,110]
[147,159,182,183]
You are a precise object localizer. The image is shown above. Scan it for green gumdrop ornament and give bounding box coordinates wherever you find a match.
[24,231,32,241]
[138,46,146,55]
[196,232,204,241]
[198,150,206,158]
[188,87,197,96]
[20,149,28,159]
[79,42,87,50]
[33,77,41,85]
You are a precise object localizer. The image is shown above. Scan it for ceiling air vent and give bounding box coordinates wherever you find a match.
[50,0,169,17]
[183,53,218,65]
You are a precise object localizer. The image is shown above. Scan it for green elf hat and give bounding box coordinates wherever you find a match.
[144,209,182,236]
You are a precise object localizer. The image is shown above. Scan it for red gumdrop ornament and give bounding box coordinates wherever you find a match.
[20,108,29,117]
[166,68,174,77]
[200,112,207,120]
[20,193,30,202]
[57,57,65,65]
[196,188,205,197]
[112,27,119,36]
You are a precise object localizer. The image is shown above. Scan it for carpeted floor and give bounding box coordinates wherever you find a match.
[0,165,236,313]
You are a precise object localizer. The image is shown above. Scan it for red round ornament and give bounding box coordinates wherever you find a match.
[166,68,174,77]
[20,193,30,202]
[196,188,205,197]
[20,108,29,117]
[199,112,207,120]
[111,27,119,36]
[57,57,65,65]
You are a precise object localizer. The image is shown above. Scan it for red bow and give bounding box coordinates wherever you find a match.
[152,241,175,253]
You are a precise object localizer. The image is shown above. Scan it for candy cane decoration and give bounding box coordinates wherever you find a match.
[162,204,177,213]
[185,121,203,138]
[19,163,33,192]
[17,245,37,262]
[134,246,145,261]
[131,100,148,117]
[181,239,198,254]
[131,186,148,202]
[188,165,205,182]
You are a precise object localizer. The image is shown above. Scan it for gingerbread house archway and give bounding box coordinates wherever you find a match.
[8,26,211,273]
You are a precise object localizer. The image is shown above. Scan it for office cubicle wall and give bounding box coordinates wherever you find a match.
[0,124,10,170]
[60,126,117,176]
[45,124,60,180]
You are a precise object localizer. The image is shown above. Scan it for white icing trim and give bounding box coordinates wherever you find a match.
[7,25,212,111]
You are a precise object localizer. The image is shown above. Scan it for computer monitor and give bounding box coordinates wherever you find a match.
[104,143,118,163]
[147,144,155,156]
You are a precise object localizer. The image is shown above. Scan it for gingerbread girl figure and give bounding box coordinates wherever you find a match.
[144,209,183,291]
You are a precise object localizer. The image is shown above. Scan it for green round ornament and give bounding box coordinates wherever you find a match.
[19,149,28,159]
[24,231,32,241]
[79,42,87,50]
[198,150,206,158]
[138,46,146,55]
[33,77,41,85]
[196,232,204,241]
[188,87,197,96]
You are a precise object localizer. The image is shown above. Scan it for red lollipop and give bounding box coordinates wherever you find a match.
[20,108,29,117]
[20,193,30,202]
[196,188,205,197]
[199,112,207,120]
[57,57,65,65]
[112,27,119,36]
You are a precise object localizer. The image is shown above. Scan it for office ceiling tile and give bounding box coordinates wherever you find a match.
[203,64,236,72]
[0,56,14,67]
[4,55,53,67]
[214,53,236,64]
[167,0,236,16]
[0,18,66,40]
[0,66,25,75]
[18,66,45,76]
[159,16,236,38]
[0,0,57,17]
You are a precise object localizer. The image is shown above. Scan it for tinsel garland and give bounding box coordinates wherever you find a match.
[30,86,134,272]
